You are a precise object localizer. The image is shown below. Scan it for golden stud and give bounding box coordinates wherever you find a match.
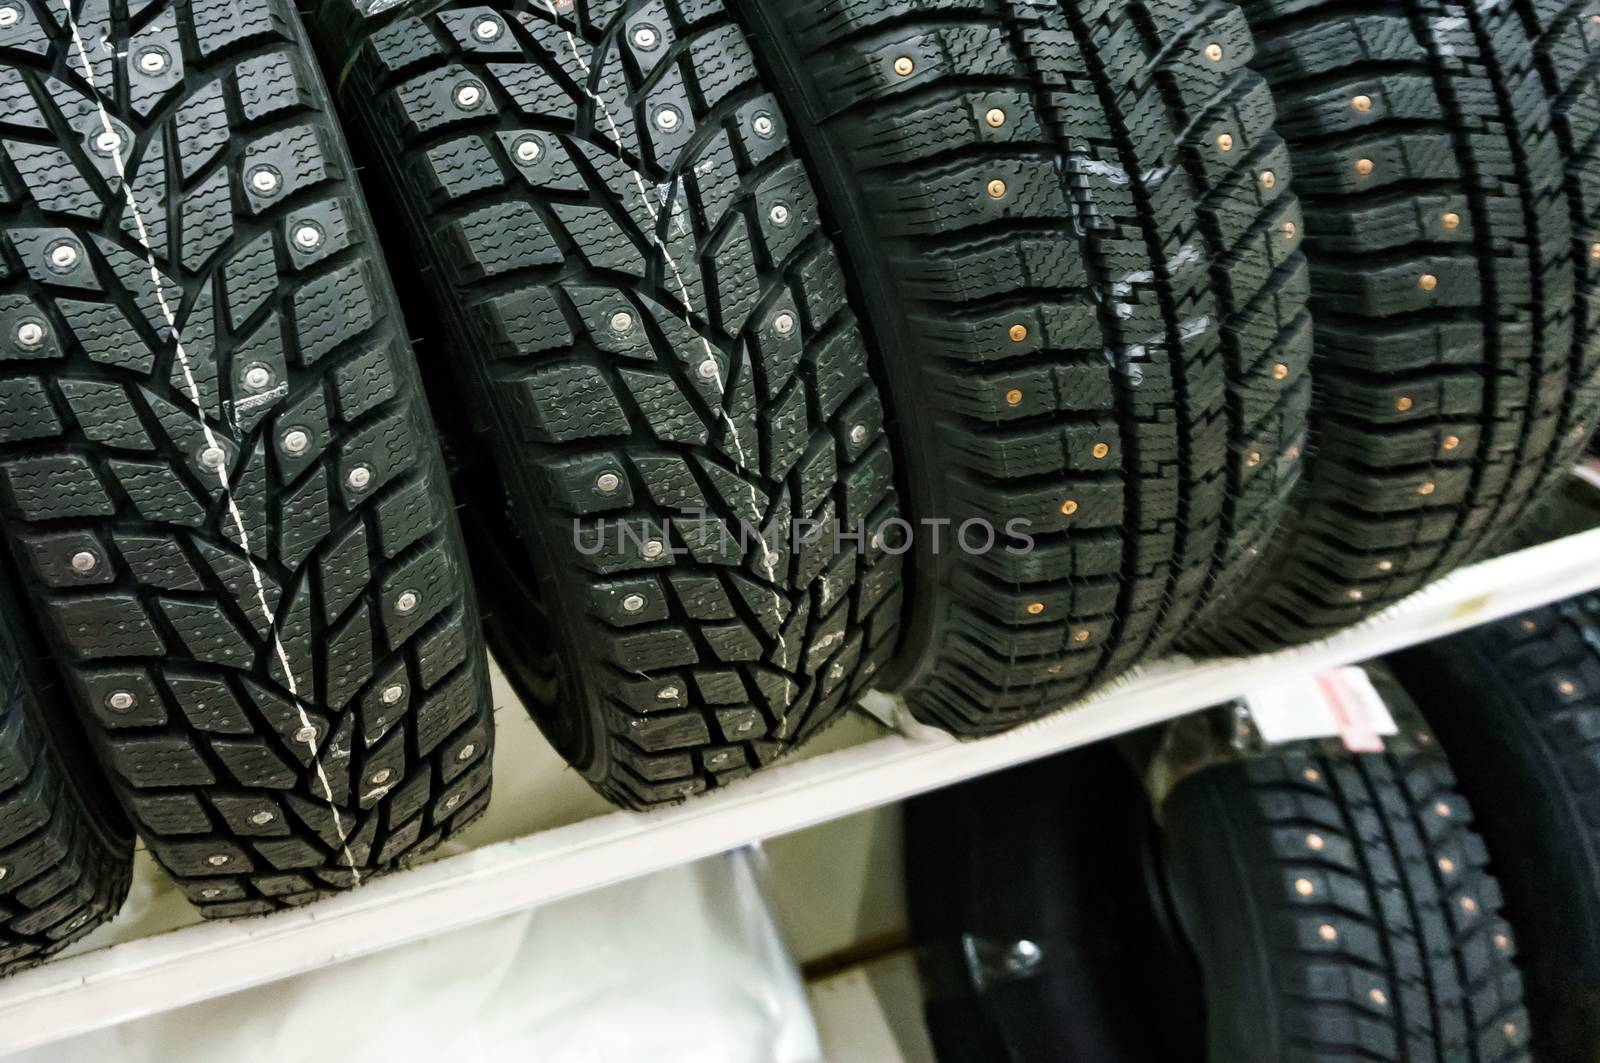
[1306,833,1325,851]
[1261,170,1277,189]
[1443,212,1461,231]
[1356,157,1375,176]
[1420,273,1439,292]
[1352,94,1373,112]
[1205,42,1223,61]
[1217,133,1235,152]
[1461,896,1479,914]
[1283,221,1297,240]
[1439,857,1456,874]
[1273,362,1289,380]
[1026,602,1045,615]
[1443,434,1461,451]
[893,56,914,76]
[985,107,1006,128]
[1318,924,1338,942]
[1060,499,1079,516]
[1370,988,1388,1006]
[1009,323,1029,342]
[1074,628,1090,643]
[1397,396,1414,412]
[1418,481,1436,496]
[1091,442,1110,459]
[987,178,1008,199]
[1295,878,1315,897]
[1005,388,1023,406]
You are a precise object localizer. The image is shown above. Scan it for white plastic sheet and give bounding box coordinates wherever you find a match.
[6,849,819,1063]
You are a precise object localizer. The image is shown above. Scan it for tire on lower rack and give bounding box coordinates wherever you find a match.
[0,0,493,915]
[1185,0,1600,653]
[735,0,1313,733]
[0,567,131,976]
[905,682,1532,1061]
[309,0,905,807]
[1391,597,1600,1062]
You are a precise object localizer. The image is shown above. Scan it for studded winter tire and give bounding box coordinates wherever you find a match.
[735,0,1314,733]
[0,0,494,915]
[0,565,131,975]
[308,0,904,808]
[1392,598,1600,1062]
[1184,0,1600,653]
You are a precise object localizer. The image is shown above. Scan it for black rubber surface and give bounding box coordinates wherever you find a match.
[0,564,131,975]
[1186,0,1600,653]
[310,0,904,808]
[0,0,493,914]
[1164,739,1530,1062]
[735,0,1313,733]
[1391,597,1600,1062]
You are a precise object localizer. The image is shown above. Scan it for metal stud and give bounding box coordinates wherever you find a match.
[987,178,1007,198]
[985,107,1006,128]
[1204,42,1223,61]
[1005,388,1023,406]
[893,56,914,76]
[1073,628,1090,643]
[1009,324,1029,342]
[106,690,136,712]
[1295,878,1315,896]
[1591,242,1600,261]
[849,424,867,445]
[609,310,634,334]
[1443,434,1461,451]
[1216,133,1234,152]
[199,445,227,471]
[773,311,796,335]
[455,83,483,109]
[14,321,44,349]
[596,472,621,494]
[207,853,230,867]
[199,887,220,899]
[1560,679,1577,695]
[1352,94,1373,112]
[514,136,542,163]
[1283,221,1297,240]
[250,810,275,826]
[1461,896,1478,914]
[1418,481,1436,496]
[94,129,122,154]
[641,540,664,559]
[49,242,79,271]
[244,364,272,389]
[654,106,680,131]
[1439,857,1456,873]
[249,167,280,194]
[697,359,719,380]
[294,724,318,744]
[281,428,310,454]
[1092,442,1110,459]
[381,683,405,705]
[769,202,792,226]
[1376,559,1394,572]
[1504,1023,1518,1040]
[1420,273,1439,292]
[1347,589,1364,601]
[395,590,420,614]
[1318,924,1338,942]
[137,48,167,74]
[1397,396,1414,412]
[1272,362,1289,380]
[293,224,323,250]
[1060,499,1078,516]
[69,550,97,574]
[658,685,680,701]
[1521,619,1537,633]
[474,16,502,40]
[1247,451,1262,467]
[1356,157,1375,176]
[1494,933,1511,951]
[1026,602,1045,615]
[621,593,646,613]
[1435,801,1452,817]
[753,113,775,138]
[1370,988,1388,1006]
[0,6,18,27]
[632,25,658,49]
[457,744,476,762]
[370,768,394,785]
[1260,170,1276,189]
[1306,833,1325,851]
[445,793,463,810]
[1443,212,1461,231]
[1303,767,1320,783]
[346,464,372,490]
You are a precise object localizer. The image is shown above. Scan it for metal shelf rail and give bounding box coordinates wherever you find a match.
[6,526,1600,1052]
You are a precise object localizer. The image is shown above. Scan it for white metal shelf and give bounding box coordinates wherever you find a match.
[5,526,1600,1053]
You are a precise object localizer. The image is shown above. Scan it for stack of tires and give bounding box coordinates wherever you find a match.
[0,0,1595,982]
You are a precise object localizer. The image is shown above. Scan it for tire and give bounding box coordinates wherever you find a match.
[308,0,904,807]
[0,0,493,914]
[0,567,131,975]
[905,687,1531,1061]
[734,0,1313,733]
[1391,597,1600,1062]
[1185,0,1600,653]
